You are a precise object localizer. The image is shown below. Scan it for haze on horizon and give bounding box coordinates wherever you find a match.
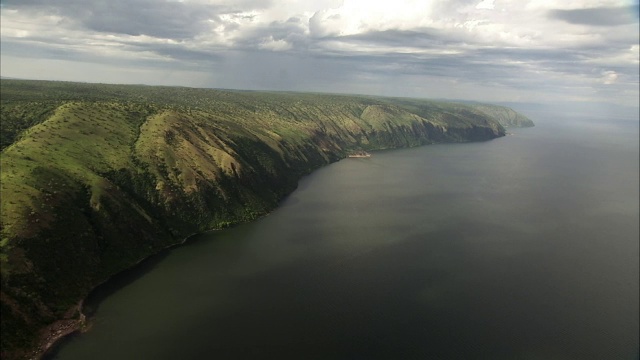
[1,0,639,112]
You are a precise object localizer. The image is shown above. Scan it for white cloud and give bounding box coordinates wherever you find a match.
[310,0,436,37]
[259,37,292,51]
[525,0,625,11]
[476,0,496,10]
[601,70,618,84]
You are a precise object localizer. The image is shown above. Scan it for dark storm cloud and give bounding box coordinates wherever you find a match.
[549,6,639,26]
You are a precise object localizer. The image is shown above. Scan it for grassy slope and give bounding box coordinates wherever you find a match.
[0,80,531,359]
[467,103,535,128]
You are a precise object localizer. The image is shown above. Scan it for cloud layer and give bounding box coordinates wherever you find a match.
[1,0,638,107]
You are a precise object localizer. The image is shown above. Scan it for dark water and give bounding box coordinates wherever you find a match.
[51,115,639,360]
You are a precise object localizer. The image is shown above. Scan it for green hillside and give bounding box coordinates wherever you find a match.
[0,79,532,359]
[466,103,535,128]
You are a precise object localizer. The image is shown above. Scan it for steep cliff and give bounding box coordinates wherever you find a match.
[0,80,532,359]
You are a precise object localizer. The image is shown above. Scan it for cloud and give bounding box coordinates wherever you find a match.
[548,5,639,26]
[601,70,619,84]
[0,0,638,107]
[233,16,309,51]
[476,0,495,10]
[259,38,293,51]
[309,0,437,38]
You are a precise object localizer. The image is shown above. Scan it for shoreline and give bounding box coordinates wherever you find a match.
[32,231,202,360]
[27,146,461,358]
[31,162,310,360]
[26,143,494,358]
[33,213,278,359]
[30,302,85,360]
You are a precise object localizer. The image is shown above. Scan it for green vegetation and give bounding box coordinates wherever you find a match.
[0,79,533,359]
[465,103,535,128]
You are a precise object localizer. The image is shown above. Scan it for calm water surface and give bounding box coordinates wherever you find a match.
[50,115,639,359]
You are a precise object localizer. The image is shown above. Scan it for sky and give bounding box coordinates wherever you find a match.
[1,0,639,109]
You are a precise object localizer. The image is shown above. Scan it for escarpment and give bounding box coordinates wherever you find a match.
[0,80,533,359]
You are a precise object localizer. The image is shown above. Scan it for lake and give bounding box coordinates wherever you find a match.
[48,113,639,359]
